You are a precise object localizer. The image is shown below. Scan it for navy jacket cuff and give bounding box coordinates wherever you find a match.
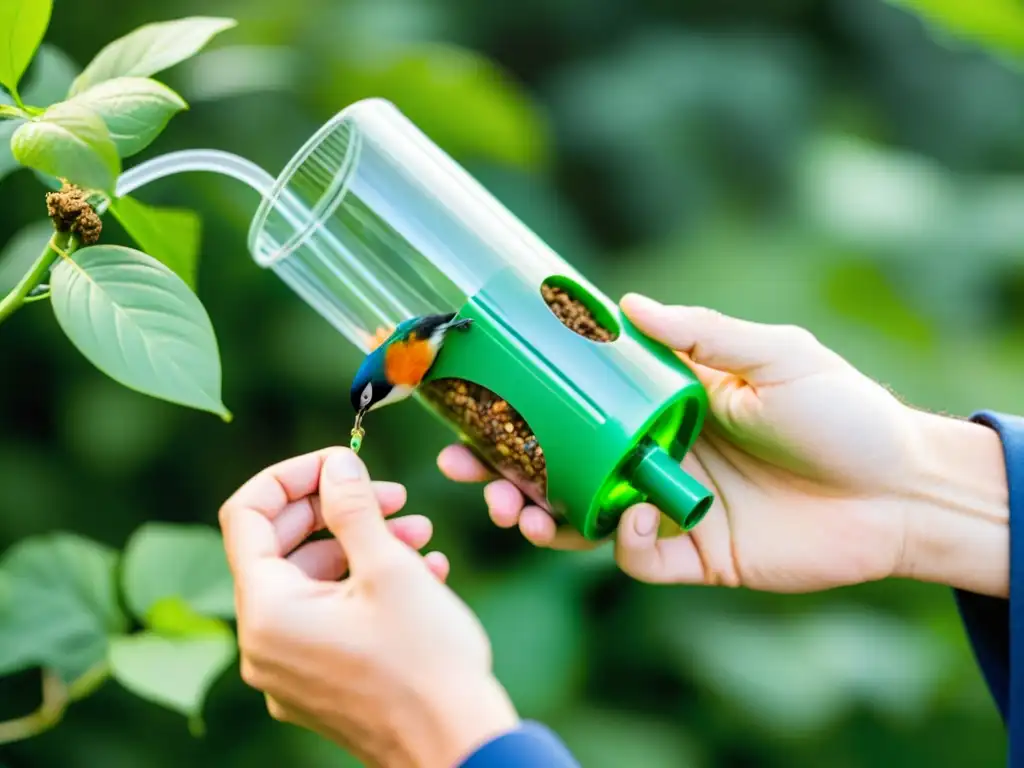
[953,410,1024,766]
[458,721,579,767]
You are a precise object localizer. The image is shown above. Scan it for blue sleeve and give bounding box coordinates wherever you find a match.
[459,722,579,768]
[954,410,1024,764]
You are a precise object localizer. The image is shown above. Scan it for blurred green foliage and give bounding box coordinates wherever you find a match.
[0,0,1020,766]
[888,0,1024,57]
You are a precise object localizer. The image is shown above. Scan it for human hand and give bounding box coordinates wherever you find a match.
[219,447,518,768]
[439,294,1009,597]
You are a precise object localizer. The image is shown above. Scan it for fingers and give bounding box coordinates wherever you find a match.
[274,481,407,555]
[437,445,494,483]
[479,482,594,550]
[318,448,403,572]
[518,505,556,545]
[485,480,525,528]
[220,448,334,579]
[424,551,451,582]
[286,538,346,581]
[513,506,597,550]
[614,504,707,584]
[287,515,435,581]
[441,446,596,551]
[620,293,831,381]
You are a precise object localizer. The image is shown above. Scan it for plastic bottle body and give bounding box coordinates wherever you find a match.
[247,98,714,539]
[248,98,581,352]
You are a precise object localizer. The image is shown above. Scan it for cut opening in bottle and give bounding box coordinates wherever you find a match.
[420,378,549,507]
[541,276,620,342]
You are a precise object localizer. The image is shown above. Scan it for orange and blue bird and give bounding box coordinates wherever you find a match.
[350,312,473,428]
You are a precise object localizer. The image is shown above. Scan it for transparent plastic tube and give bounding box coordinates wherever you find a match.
[246,98,588,352]
[114,149,278,202]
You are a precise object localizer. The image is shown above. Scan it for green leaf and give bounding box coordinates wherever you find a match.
[15,43,82,188]
[0,533,127,683]
[108,629,236,727]
[326,43,549,170]
[49,245,231,419]
[10,101,120,192]
[70,17,238,96]
[1,45,80,183]
[0,0,53,93]
[888,0,1024,56]
[122,523,235,622]
[67,77,187,158]
[146,596,233,637]
[21,43,79,107]
[110,196,201,286]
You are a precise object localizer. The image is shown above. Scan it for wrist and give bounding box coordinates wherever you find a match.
[893,409,1009,597]
[392,675,519,768]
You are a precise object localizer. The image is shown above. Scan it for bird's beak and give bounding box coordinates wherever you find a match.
[353,406,368,432]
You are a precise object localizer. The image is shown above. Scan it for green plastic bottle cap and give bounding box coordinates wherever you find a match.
[630,439,713,530]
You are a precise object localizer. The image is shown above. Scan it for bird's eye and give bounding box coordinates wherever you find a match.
[360,383,373,406]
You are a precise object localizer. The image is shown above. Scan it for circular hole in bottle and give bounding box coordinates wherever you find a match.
[540,276,621,342]
[421,378,549,506]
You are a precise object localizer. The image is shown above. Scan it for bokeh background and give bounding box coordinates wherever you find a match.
[2,0,1022,765]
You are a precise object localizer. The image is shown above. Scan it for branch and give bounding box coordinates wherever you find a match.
[0,232,71,327]
[0,662,110,745]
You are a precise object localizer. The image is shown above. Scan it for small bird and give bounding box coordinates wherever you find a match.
[349,312,473,433]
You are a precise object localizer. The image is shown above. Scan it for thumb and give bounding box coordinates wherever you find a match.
[620,293,828,380]
[614,504,705,585]
[319,448,400,572]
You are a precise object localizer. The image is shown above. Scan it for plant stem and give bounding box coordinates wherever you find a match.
[0,662,110,745]
[0,232,70,327]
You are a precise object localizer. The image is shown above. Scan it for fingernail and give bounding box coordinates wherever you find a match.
[324,449,365,482]
[633,505,659,537]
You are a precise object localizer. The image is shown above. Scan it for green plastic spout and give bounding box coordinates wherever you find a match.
[630,440,713,530]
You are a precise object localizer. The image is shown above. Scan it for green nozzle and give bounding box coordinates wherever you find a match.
[630,440,713,530]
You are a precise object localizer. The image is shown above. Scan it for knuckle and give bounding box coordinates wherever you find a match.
[238,612,276,656]
[693,307,727,331]
[266,697,290,722]
[239,657,264,689]
[778,324,819,349]
[704,567,742,588]
[333,484,379,515]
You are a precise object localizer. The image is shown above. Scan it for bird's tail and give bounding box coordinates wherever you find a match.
[420,312,472,337]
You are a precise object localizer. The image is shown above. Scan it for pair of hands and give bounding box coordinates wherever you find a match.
[218,293,1009,767]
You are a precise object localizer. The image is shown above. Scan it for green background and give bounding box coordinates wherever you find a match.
[2,0,1022,765]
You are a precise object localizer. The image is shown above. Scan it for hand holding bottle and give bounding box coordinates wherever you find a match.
[439,294,1009,597]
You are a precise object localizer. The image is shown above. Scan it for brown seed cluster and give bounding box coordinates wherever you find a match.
[541,283,616,342]
[46,183,102,245]
[423,284,617,501]
[423,378,548,497]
